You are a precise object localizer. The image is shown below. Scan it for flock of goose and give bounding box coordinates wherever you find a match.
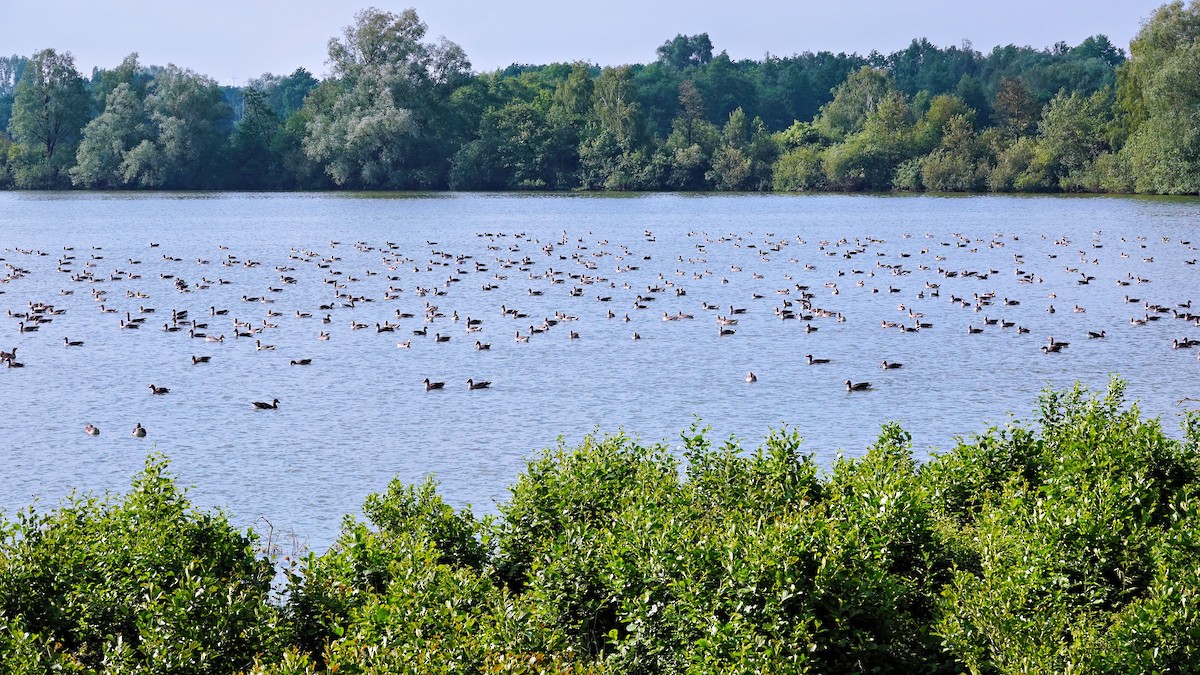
[2,223,1198,440]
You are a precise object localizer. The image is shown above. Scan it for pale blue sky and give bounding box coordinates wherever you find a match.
[3,1,1168,83]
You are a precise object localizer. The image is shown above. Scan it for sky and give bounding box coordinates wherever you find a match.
[2,0,1170,84]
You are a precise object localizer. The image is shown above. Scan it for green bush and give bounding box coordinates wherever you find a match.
[5,381,1199,672]
[0,455,283,673]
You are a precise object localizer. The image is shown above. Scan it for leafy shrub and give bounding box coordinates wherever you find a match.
[0,455,282,673]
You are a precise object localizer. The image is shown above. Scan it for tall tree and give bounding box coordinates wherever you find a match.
[8,48,89,188]
[303,8,471,189]
[120,65,232,188]
[70,83,146,188]
[1117,0,1200,194]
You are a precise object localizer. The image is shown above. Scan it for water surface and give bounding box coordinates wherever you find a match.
[1,192,1197,552]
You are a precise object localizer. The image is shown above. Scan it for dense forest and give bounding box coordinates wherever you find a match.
[2,381,1199,672]
[1,2,1198,194]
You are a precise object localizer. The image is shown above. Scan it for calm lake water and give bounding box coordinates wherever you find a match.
[1,192,1198,552]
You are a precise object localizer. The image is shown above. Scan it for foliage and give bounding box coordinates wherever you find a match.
[8,5,1200,194]
[2,383,1199,671]
[0,455,282,673]
[7,49,89,188]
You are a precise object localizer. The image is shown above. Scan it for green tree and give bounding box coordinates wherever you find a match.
[303,8,471,189]
[70,82,146,188]
[0,55,30,134]
[1116,0,1200,194]
[992,76,1040,138]
[120,65,232,188]
[7,48,89,188]
[815,66,893,141]
[656,33,714,70]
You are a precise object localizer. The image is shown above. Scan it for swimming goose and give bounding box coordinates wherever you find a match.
[881,360,903,369]
[192,355,211,364]
[148,384,170,395]
[805,354,830,365]
[251,398,280,410]
[396,341,412,348]
[746,371,757,383]
[84,423,99,436]
[475,340,491,350]
[290,359,312,365]
[845,380,872,392]
[255,340,276,351]
[63,337,83,347]
[467,378,492,390]
[1088,330,1106,339]
[434,333,451,343]
[515,332,529,343]
[131,423,147,438]
[423,378,445,391]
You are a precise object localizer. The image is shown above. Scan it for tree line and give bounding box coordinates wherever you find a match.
[1,2,1198,194]
[1,380,1198,672]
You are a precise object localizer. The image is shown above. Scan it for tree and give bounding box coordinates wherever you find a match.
[0,54,30,134]
[303,8,471,189]
[7,49,89,188]
[992,76,1040,138]
[119,65,232,188]
[70,83,146,187]
[815,66,893,141]
[656,34,714,70]
[1116,0,1200,194]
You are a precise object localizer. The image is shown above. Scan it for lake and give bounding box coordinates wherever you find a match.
[1,192,1198,553]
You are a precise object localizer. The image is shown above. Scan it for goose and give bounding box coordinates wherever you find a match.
[422,378,445,391]
[632,332,641,340]
[718,327,736,336]
[475,340,491,350]
[881,360,903,369]
[17,321,38,333]
[318,332,330,340]
[967,325,984,334]
[84,424,99,436]
[1040,343,1065,353]
[467,378,492,390]
[568,331,580,340]
[191,355,211,364]
[745,371,757,383]
[434,333,451,343]
[131,423,147,438]
[515,332,529,343]
[251,398,280,410]
[805,354,830,365]
[163,323,182,332]
[845,380,872,392]
[205,334,225,342]
[1088,330,1106,339]
[290,359,313,366]
[396,341,412,348]
[63,337,83,347]
[255,340,276,351]
[148,384,170,395]
[7,360,25,368]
